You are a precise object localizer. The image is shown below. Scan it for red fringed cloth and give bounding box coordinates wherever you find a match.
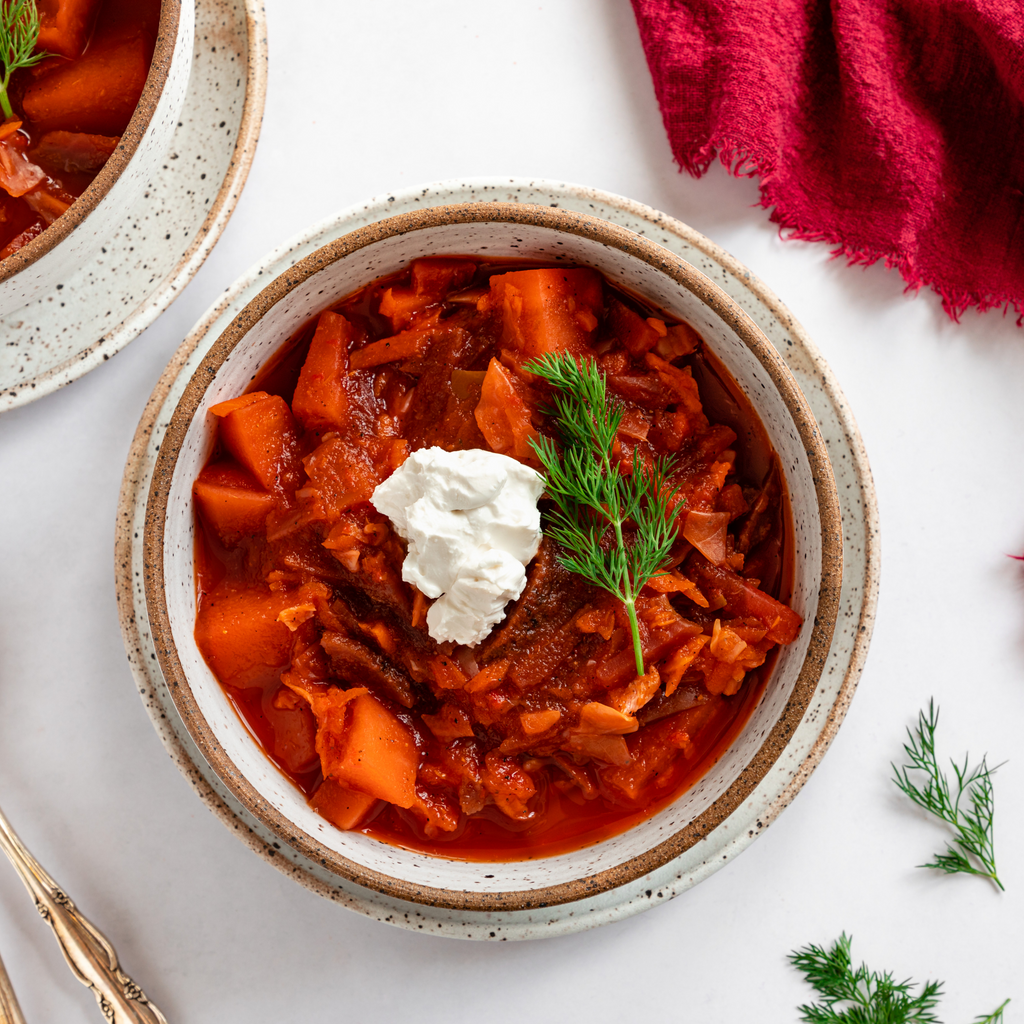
[631,0,1024,320]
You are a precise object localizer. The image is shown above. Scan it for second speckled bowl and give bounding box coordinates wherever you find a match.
[0,0,195,314]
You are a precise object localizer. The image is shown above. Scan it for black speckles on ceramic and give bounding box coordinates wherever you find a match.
[0,0,267,411]
[117,179,877,940]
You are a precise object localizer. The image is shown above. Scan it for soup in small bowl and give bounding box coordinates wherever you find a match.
[0,0,194,313]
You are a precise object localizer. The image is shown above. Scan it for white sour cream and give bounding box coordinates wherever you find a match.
[370,447,544,646]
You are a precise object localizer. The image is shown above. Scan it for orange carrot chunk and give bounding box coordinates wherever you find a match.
[264,686,319,774]
[421,704,476,741]
[377,259,475,331]
[292,311,353,433]
[37,0,103,59]
[377,286,428,330]
[212,392,304,496]
[193,463,275,546]
[488,267,603,363]
[23,32,150,135]
[520,708,561,736]
[194,585,294,690]
[311,778,378,830]
[327,693,418,808]
[208,392,264,418]
[410,257,475,299]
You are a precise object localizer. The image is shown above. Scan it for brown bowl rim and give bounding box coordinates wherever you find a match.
[0,0,183,284]
[144,201,843,912]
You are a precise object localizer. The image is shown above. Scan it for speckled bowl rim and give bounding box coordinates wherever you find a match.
[0,0,183,283]
[142,201,843,913]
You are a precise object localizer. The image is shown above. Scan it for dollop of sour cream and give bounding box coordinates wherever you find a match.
[370,447,545,646]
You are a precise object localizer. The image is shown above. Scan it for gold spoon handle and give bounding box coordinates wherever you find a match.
[0,948,27,1024]
[0,806,166,1024]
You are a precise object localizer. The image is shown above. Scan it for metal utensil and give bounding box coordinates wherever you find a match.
[0,803,167,1023]
[0,947,27,1024]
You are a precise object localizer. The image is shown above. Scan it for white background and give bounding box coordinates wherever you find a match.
[1,1,1022,1020]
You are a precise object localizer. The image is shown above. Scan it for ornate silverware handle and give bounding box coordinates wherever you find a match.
[0,947,27,1024]
[0,804,167,1024]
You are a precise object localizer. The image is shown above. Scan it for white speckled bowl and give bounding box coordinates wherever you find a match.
[0,0,195,314]
[143,201,842,913]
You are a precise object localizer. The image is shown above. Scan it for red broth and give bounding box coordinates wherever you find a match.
[193,258,800,860]
[0,0,162,258]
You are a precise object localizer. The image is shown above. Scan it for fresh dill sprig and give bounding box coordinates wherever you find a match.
[892,700,1004,891]
[524,351,682,678]
[972,1000,1011,1024]
[791,935,1008,1024]
[790,934,943,1023]
[0,0,50,121]
[786,937,1011,1019]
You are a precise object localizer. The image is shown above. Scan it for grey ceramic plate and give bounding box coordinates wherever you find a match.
[0,0,267,412]
[115,178,879,940]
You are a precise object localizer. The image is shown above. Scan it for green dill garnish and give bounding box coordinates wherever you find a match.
[892,700,1004,891]
[0,0,50,121]
[790,934,1008,1024]
[972,1001,1011,1024]
[524,351,682,678]
[790,934,942,1023]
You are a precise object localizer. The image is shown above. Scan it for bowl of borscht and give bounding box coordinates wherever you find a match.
[0,0,194,314]
[143,200,843,913]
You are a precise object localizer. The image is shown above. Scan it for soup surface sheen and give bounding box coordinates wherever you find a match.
[193,257,801,861]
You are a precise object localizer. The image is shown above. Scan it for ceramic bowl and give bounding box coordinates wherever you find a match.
[143,202,843,912]
[0,0,195,315]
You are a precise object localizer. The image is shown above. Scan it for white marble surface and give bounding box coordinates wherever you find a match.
[0,1,1021,1020]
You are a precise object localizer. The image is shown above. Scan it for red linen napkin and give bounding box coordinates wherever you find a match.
[631,0,1024,321]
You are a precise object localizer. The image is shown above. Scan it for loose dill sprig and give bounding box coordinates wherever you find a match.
[972,1001,1011,1024]
[892,700,1004,891]
[791,935,1008,1024]
[790,934,942,1023]
[524,352,681,678]
[0,0,49,121]
[786,937,1011,1019]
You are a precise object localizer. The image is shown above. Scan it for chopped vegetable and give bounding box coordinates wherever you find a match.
[291,310,353,433]
[31,130,119,173]
[487,267,602,364]
[22,29,149,135]
[37,0,101,59]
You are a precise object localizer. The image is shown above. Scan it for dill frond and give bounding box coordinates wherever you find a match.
[0,0,49,120]
[789,934,1003,1024]
[525,352,682,678]
[892,700,1004,891]
[972,1000,1011,1024]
